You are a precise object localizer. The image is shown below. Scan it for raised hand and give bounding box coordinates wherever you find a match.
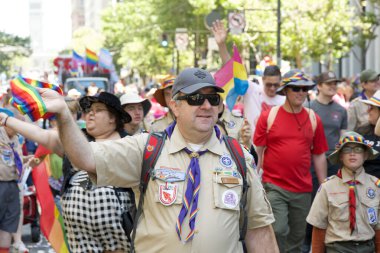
[212,20,228,45]
[240,118,252,148]
[37,88,67,114]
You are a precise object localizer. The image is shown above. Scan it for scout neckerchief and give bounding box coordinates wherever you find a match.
[337,169,358,234]
[166,121,222,242]
[9,142,23,179]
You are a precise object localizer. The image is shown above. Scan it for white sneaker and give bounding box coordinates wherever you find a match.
[12,241,29,253]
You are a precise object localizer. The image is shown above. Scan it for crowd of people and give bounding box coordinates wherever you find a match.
[0,21,380,253]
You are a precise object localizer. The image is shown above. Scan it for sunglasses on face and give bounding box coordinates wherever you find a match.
[341,146,365,154]
[288,86,310,92]
[265,83,280,88]
[176,93,221,106]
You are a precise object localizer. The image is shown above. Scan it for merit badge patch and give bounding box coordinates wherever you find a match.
[220,154,233,168]
[367,207,377,224]
[367,187,376,199]
[159,183,178,206]
[222,189,239,209]
[154,167,186,183]
[227,120,236,129]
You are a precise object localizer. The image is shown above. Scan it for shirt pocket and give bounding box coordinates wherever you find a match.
[212,174,242,211]
[360,198,379,226]
[328,196,349,221]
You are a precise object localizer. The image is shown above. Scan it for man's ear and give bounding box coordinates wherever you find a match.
[169,100,180,118]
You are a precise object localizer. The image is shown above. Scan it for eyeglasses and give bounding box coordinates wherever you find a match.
[341,146,366,154]
[288,86,310,92]
[265,83,280,88]
[83,107,108,114]
[176,93,221,106]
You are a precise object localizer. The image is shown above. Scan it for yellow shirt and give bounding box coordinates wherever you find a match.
[90,125,274,253]
[307,167,380,243]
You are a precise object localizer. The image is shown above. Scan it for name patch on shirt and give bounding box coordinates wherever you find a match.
[153,167,186,182]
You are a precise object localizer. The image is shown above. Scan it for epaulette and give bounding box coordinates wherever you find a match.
[323,175,336,183]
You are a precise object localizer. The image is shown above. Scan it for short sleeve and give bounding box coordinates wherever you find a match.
[253,110,270,147]
[306,184,329,229]
[312,114,328,154]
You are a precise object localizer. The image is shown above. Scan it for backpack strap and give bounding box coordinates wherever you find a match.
[304,108,317,135]
[266,105,281,133]
[223,135,249,253]
[130,131,166,253]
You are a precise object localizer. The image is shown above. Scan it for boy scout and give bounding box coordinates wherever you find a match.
[39,67,279,253]
[307,131,380,253]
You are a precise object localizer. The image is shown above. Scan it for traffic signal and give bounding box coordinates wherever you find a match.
[161,33,168,47]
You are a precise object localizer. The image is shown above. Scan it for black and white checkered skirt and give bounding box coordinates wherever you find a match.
[61,185,133,252]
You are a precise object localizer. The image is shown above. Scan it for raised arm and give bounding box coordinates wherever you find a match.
[211,20,231,65]
[38,88,96,173]
[0,112,64,157]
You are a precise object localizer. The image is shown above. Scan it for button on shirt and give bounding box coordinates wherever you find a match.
[307,167,380,243]
[89,125,274,253]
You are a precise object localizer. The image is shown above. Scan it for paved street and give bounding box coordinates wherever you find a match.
[16,224,54,253]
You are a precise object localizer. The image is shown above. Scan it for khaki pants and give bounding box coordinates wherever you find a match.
[264,183,311,253]
[326,240,374,253]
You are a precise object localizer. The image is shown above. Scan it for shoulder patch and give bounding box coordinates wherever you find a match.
[375,178,380,188]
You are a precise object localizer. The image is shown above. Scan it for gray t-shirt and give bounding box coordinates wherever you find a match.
[306,99,347,155]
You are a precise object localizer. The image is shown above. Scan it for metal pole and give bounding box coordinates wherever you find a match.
[277,0,281,68]
[177,49,180,75]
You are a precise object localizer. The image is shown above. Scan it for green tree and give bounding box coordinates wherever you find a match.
[0,32,31,75]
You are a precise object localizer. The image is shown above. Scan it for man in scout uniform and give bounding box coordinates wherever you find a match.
[150,75,176,132]
[0,108,24,252]
[307,131,380,253]
[39,67,279,253]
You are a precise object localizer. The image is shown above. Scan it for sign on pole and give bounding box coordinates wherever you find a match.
[228,11,245,35]
[175,28,188,51]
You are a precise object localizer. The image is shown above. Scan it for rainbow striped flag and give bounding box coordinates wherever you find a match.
[32,145,70,253]
[214,45,249,111]
[10,76,63,121]
[85,48,98,66]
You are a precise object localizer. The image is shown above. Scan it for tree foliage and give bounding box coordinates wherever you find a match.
[0,32,31,74]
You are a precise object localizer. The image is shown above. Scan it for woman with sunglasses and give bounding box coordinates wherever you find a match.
[0,93,133,252]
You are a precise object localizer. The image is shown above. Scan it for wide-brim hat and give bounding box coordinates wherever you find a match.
[276,69,315,95]
[79,92,131,123]
[328,131,379,165]
[361,90,380,108]
[172,68,224,97]
[120,92,152,117]
[153,75,176,107]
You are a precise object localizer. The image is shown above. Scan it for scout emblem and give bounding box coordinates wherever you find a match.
[147,145,154,152]
[159,183,178,206]
[222,189,238,208]
[367,187,376,199]
[367,207,377,224]
[227,120,236,129]
[1,149,13,166]
[220,154,233,168]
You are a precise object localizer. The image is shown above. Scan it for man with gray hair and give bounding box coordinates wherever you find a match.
[39,67,278,253]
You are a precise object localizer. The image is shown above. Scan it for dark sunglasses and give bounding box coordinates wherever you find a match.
[288,86,310,92]
[176,93,221,106]
[265,83,280,88]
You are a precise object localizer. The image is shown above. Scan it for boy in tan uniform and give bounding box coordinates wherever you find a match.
[307,131,380,253]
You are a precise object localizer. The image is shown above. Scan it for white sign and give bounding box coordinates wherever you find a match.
[228,12,245,35]
[175,28,188,51]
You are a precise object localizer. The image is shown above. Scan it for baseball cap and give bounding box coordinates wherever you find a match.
[360,69,380,82]
[317,71,341,84]
[171,68,224,97]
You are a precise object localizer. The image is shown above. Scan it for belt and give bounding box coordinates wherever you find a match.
[334,239,373,246]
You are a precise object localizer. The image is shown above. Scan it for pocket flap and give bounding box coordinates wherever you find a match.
[215,176,242,189]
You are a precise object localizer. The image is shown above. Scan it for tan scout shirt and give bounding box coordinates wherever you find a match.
[218,109,244,141]
[307,167,380,244]
[90,125,274,253]
[0,127,22,181]
[347,97,369,134]
[150,113,174,132]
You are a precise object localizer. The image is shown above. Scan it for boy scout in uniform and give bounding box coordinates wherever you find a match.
[40,67,279,253]
[307,131,380,253]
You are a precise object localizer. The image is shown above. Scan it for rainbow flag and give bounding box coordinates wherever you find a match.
[10,76,63,121]
[214,45,249,111]
[85,48,98,66]
[32,145,69,252]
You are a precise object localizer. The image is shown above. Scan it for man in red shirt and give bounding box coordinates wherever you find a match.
[254,69,328,253]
